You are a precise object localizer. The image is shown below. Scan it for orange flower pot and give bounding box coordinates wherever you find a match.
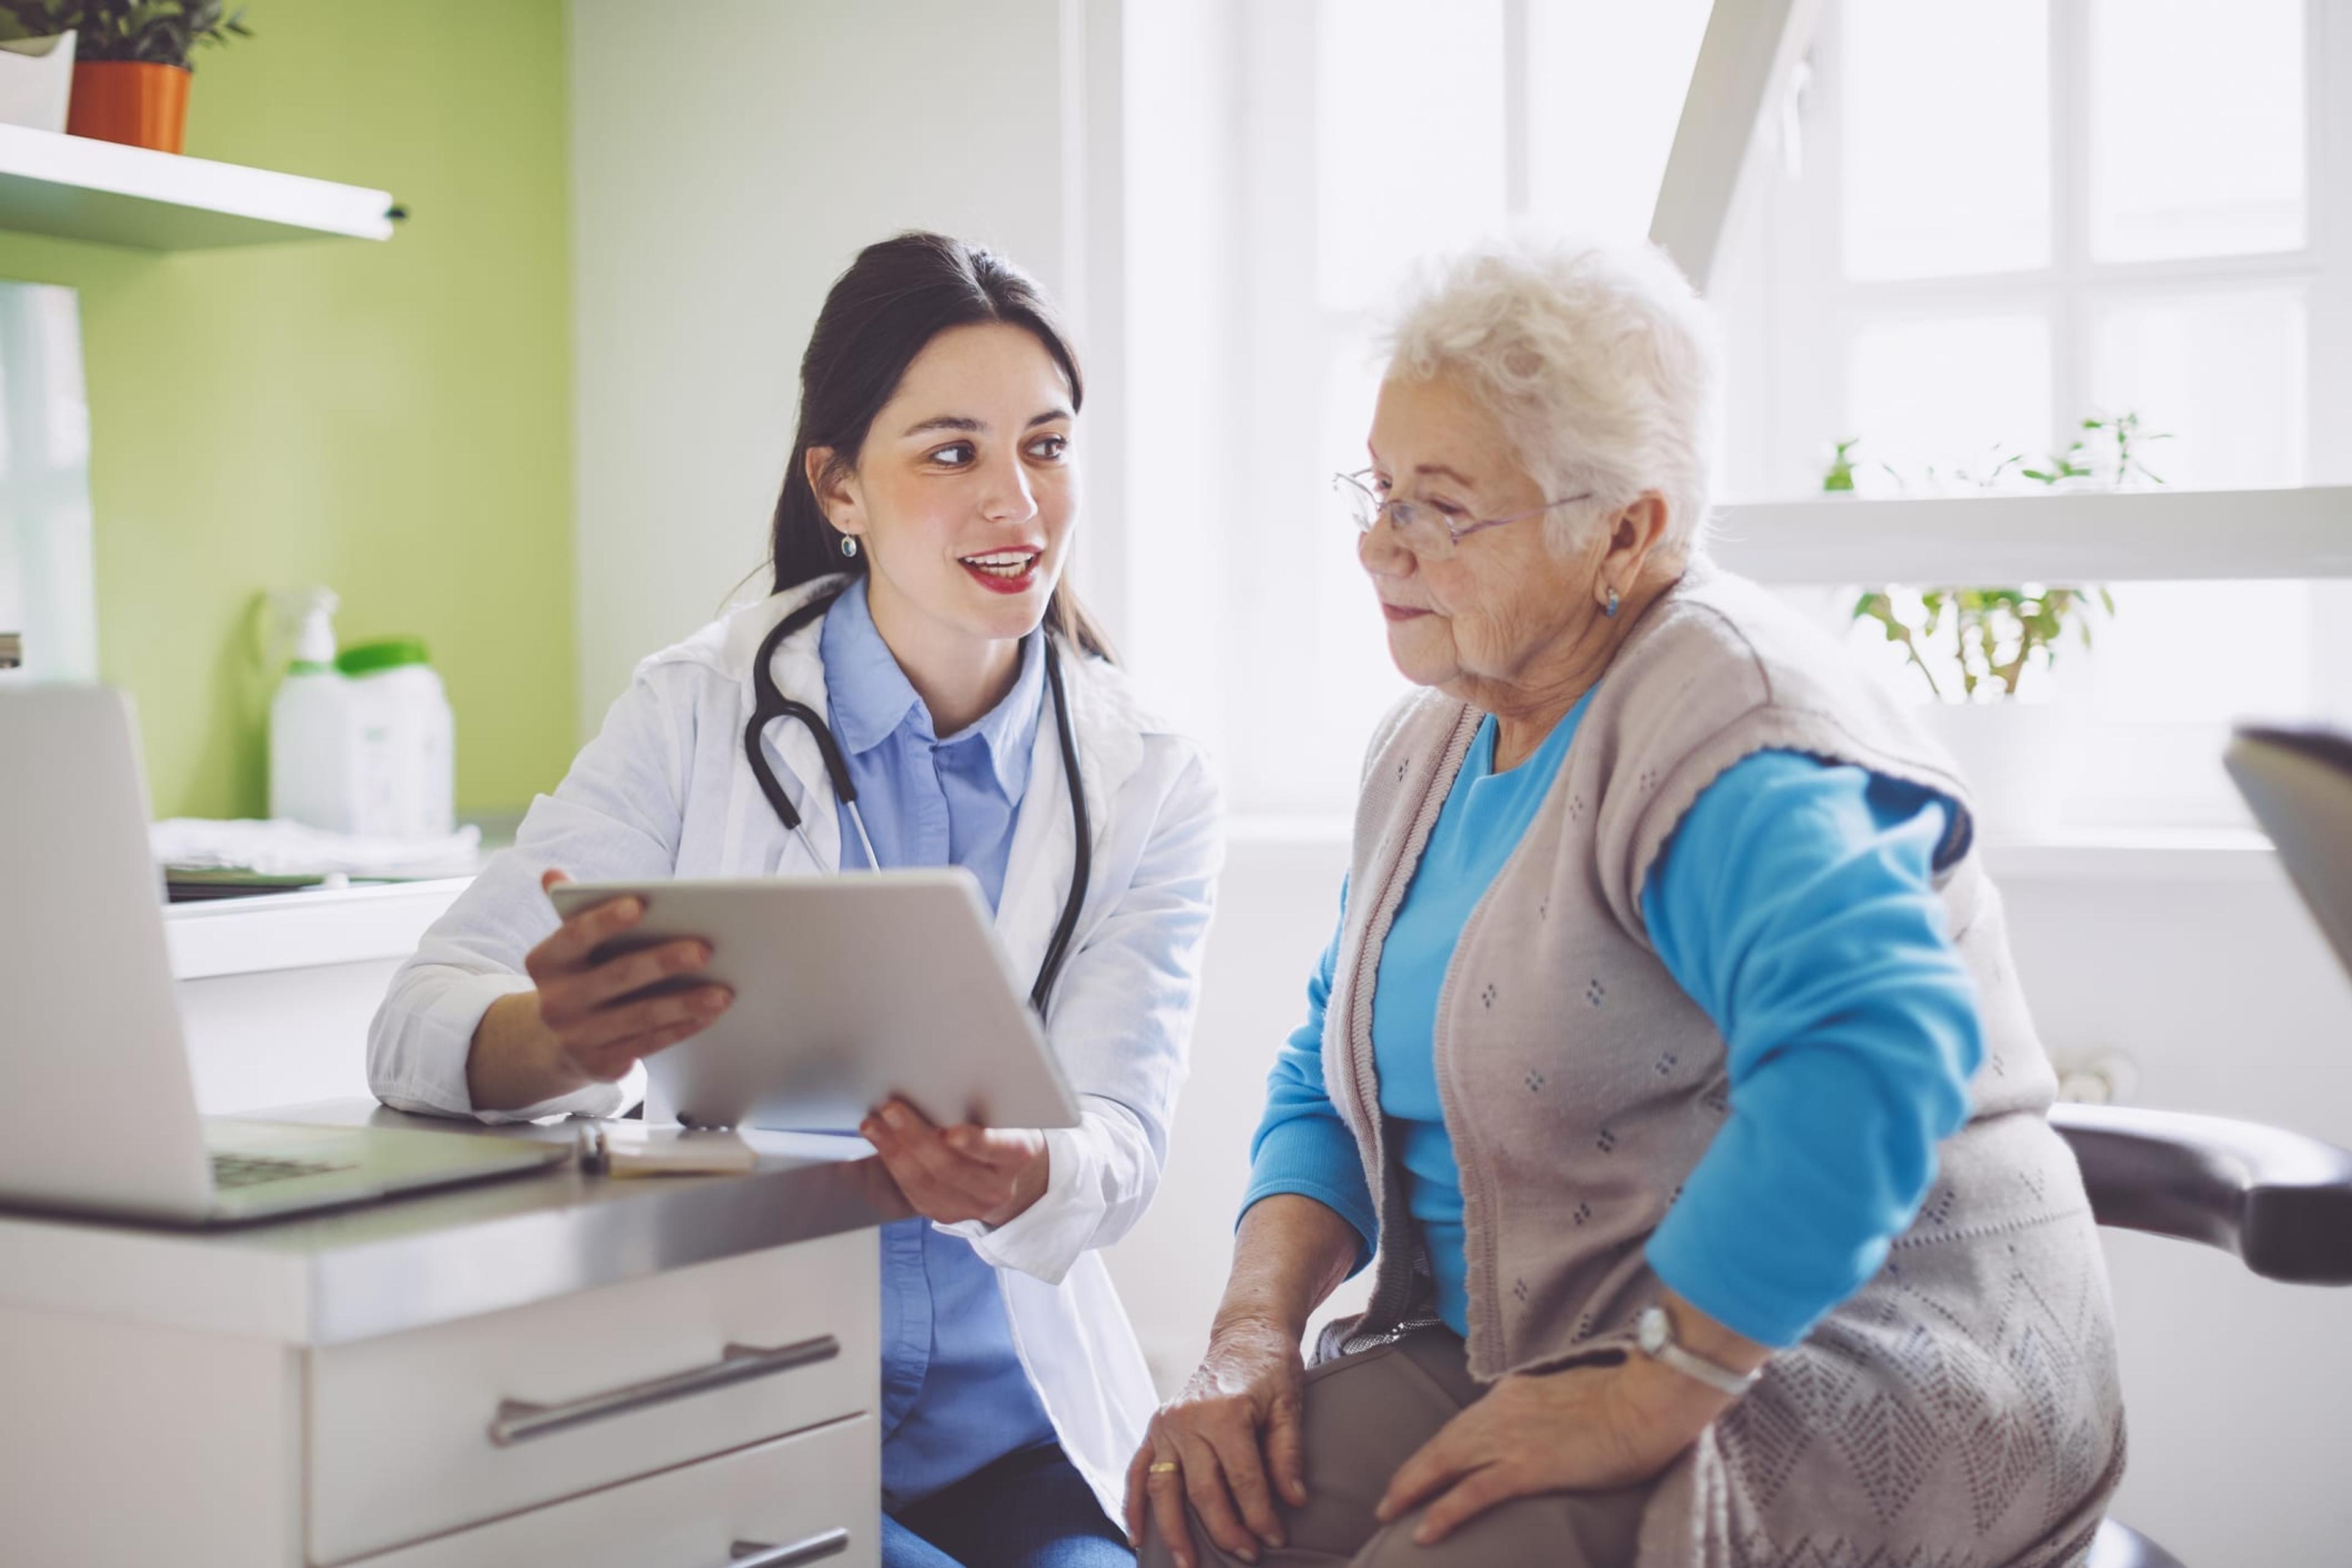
[67,61,190,154]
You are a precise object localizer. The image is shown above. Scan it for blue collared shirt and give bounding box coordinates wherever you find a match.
[820,579,1058,1509]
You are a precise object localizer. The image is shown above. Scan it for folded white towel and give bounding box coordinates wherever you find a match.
[151,818,481,878]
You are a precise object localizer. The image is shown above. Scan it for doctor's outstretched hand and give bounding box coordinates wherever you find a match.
[859,1099,1050,1228]
[464,869,735,1111]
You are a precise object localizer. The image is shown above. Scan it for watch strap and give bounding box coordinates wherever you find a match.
[1636,1305,1763,1398]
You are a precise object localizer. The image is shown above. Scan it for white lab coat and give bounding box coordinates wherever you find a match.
[366,575,1221,1522]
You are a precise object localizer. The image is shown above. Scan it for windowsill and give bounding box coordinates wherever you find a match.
[1976,828,2278,883]
[1709,484,2352,583]
[1227,813,2281,883]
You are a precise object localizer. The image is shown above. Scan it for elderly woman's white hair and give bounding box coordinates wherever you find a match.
[1381,232,1722,558]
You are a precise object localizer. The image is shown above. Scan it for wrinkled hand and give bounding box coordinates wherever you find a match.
[858,1098,1049,1227]
[1125,1317,1309,1568]
[1375,1356,1727,1547]
[526,869,732,1085]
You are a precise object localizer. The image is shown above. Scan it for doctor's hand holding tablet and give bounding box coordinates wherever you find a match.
[483,865,1063,1229]
[462,870,725,1108]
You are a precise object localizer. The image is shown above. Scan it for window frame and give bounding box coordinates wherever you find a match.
[1714,0,2352,829]
[1744,0,2346,501]
[1110,0,2352,823]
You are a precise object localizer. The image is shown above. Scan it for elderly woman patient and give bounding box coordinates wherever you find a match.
[1130,237,2125,1568]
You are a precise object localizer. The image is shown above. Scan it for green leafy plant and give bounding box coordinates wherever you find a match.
[1822,437,1860,492]
[2022,412,2169,489]
[0,0,251,69]
[1852,585,2113,701]
[1824,413,2168,500]
[1833,412,2160,701]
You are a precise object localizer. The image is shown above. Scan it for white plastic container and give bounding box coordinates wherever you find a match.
[1915,697,2074,843]
[337,637,455,839]
[0,31,75,135]
[269,591,363,832]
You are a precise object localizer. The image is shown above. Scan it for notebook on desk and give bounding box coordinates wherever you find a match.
[2226,725,2352,986]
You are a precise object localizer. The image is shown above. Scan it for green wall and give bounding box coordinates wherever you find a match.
[0,0,576,819]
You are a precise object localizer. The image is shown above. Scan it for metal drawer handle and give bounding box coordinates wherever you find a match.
[728,1531,850,1567]
[488,1335,840,1447]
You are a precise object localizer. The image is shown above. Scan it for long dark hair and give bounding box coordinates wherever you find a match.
[769,230,1114,660]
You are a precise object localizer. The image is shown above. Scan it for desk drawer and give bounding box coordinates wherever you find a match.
[310,1229,878,1566]
[349,1412,878,1568]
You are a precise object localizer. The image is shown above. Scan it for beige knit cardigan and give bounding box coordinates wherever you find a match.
[1319,563,2125,1567]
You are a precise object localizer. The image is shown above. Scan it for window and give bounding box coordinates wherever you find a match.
[1114,0,2348,826]
[1119,0,1709,815]
[1745,0,2325,497]
[1730,0,2351,828]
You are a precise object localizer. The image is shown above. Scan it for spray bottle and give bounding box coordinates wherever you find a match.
[267,587,361,831]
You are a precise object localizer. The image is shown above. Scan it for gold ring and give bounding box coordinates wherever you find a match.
[1149,1461,1181,1475]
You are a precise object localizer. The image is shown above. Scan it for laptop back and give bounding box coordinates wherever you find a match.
[2227,725,2352,989]
[0,686,214,1219]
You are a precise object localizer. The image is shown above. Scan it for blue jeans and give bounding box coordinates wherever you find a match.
[882,1441,1132,1568]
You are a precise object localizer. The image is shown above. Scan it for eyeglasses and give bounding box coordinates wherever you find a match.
[1332,469,1594,560]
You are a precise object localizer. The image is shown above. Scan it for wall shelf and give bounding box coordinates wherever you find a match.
[0,122,394,251]
[1712,486,2352,584]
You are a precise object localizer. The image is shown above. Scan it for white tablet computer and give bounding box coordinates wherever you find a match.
[548,871,1080,1134]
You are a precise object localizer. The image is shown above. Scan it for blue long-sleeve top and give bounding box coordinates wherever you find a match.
[1242,701,1981,1351]
[820,578,1059,1509]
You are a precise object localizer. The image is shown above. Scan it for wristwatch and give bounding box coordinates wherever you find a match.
[1634,1305,1763,1397]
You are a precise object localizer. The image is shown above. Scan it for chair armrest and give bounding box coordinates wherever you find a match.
[2087,1517,2187,1568]
[2049,1102,2352,1285]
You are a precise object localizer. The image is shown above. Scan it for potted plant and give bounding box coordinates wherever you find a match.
[1836,415,2158,839]
[1852,584,2110,838]
[0,0,249,154]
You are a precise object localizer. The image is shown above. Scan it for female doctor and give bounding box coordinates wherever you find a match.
[366,231,1222,1568]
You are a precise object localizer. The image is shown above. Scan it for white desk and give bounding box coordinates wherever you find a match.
[0,1100,905,1567]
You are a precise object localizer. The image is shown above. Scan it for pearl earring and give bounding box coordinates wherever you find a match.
[840,535,859,560]
[1605,587,1620,619]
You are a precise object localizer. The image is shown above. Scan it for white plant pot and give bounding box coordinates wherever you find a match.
[0,31,74,135]
[1916,698,2073,843]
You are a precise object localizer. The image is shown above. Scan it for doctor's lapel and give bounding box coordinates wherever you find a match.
[994,654,1140,1016]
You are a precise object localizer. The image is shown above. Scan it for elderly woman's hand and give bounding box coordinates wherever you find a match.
[1370,1357,1708,1545]
[1126,1315,1309,1568]
[1374,1293,1766,1546]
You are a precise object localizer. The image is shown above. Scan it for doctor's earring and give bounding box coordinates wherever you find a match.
[840,535,860,560]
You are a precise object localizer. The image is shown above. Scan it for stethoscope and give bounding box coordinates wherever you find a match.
[744,587,1092,1016]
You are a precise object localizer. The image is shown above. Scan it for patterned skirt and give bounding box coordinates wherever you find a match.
[1637,1202,2126,1568]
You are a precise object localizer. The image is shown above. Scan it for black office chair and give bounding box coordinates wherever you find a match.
[2051,1101,2352,1568]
